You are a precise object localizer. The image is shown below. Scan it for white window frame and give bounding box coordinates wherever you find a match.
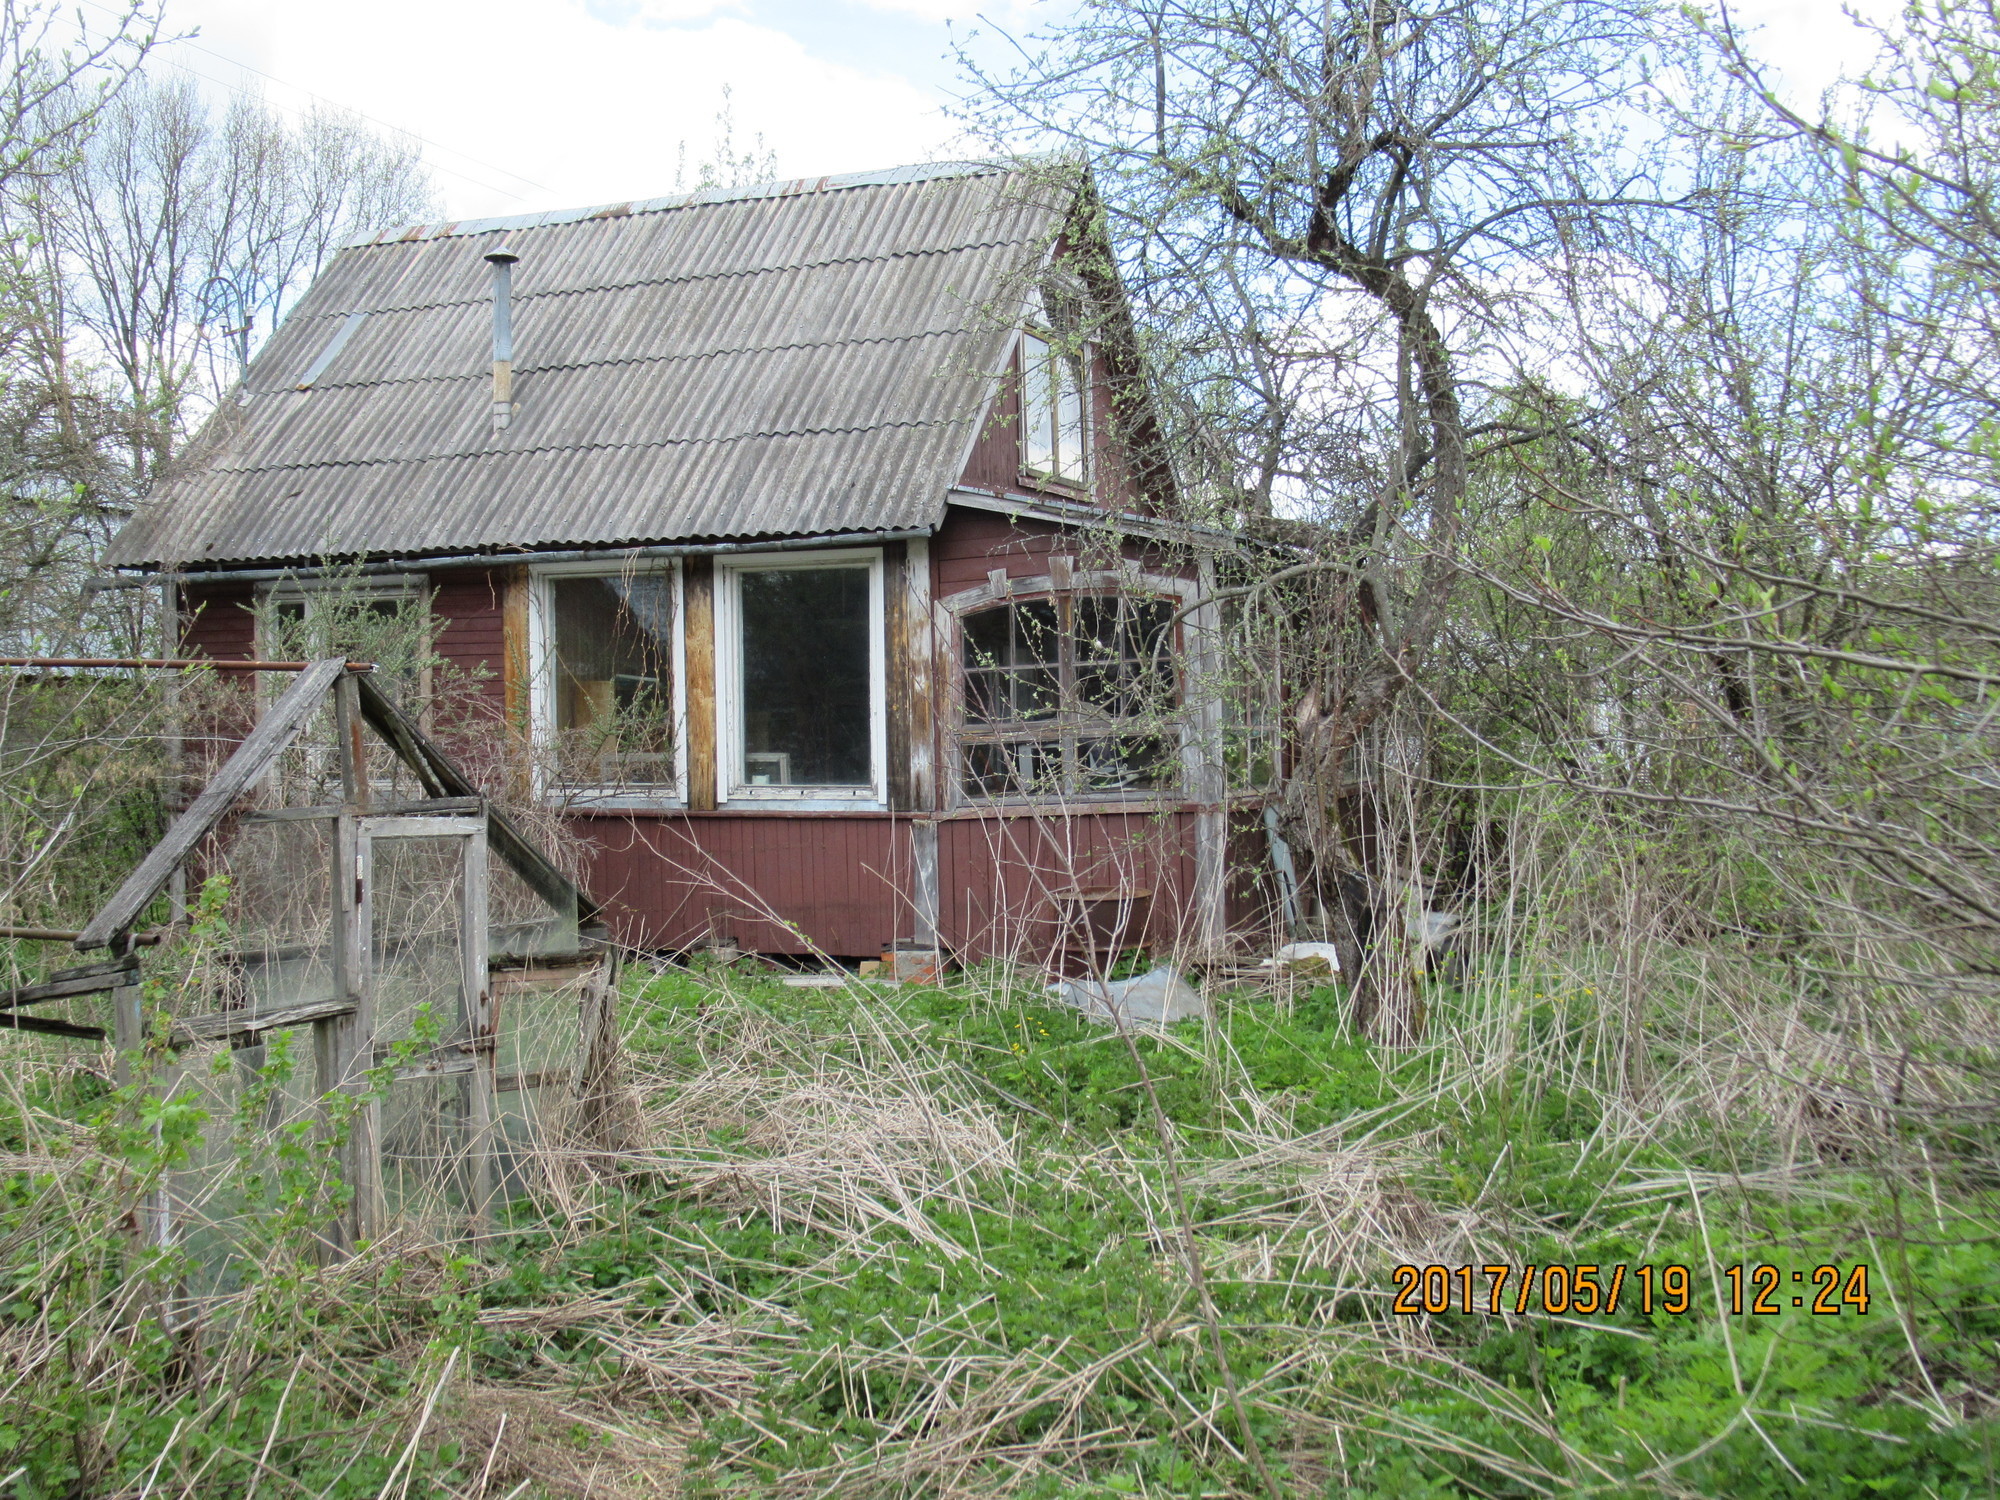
[255,572,434,703]
[716,547,886,810]
[527,558,687,808]
[1019,328,1092,489]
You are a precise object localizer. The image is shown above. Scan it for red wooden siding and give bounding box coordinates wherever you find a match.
[932,507,1073,595]
[572,811,907,955]
[179,582,257,658]
[937,808,1200,963]
[959,344,1022,492]
[430,569,508,720]
[567,806,1218,963]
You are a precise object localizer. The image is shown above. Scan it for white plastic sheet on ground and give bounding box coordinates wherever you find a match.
[1048,966,1206,1027]
[1262,941,1343,975]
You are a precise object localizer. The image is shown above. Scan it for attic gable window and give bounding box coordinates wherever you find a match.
[1020,283,1090,486]
[1021,331,1087,484]
[531,565,679,800]
[958,591,1177,799]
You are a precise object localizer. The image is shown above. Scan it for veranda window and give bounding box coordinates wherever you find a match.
[959,593,1177,798]
[544,570,675,794]
[259,578,431,699]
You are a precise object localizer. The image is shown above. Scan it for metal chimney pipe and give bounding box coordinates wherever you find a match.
[484,245,519,432]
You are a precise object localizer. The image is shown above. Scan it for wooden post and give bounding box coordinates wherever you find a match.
[322,672,380,1252]
[1188,557,1228,956]
[575,951,623,1154]
[683,557,717,811]
[328,808,380,1248]
[334,670,370,814]
[885,542,912,810]
[461,822,494,1234]
[500,566,533,800]
[904,538,936,813]
[108,952,168,1254]
[110,974,143,1088]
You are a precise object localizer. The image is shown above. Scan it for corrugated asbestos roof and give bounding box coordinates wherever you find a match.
[108,162,1063,570]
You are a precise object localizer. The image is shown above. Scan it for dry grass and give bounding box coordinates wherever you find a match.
[614,985,1015,1261]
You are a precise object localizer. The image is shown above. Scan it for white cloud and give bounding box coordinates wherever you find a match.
[156,0,970,222]
[1711,0,1903,104]
[625,0,738,20]
[848,0,985,21]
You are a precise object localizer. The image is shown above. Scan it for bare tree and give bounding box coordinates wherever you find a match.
[964,0,1698,1040]
[30,73,437,490]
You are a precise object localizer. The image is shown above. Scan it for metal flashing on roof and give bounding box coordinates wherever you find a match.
[295,311,366,390]
[110,162,1069,570]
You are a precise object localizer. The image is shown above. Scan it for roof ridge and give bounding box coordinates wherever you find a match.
[342,160,1013,250]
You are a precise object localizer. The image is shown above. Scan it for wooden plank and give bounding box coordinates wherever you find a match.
[0,956,142,1009]
[333,809,382,1247]
[0,926,162,945]
[76,657,348,951]
[884,541,912,810]
[391,1048,478,1080]
[0,1011,105,1040]
[683,557,717,810]
[334,670,368,812]
[111,981,142,1085]
[905,538,937,812]
[244,796,483,824]
[462,827,495,1232]
[498,1067,571,1093]
[363,816,484,840]
[352,671,593,924]
[501,565,530,731]
[170,997,356,1045]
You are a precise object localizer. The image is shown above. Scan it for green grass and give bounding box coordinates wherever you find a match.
[4,958,1995,1498]
[470,964,2000,1498]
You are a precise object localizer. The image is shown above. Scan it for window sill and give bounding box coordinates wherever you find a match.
[548,791,686,812]
[951,789,1185,811]
[721,793,887,813]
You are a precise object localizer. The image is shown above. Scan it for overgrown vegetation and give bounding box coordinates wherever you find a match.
[11,937,1994,1496]
[0,0,1994,1493]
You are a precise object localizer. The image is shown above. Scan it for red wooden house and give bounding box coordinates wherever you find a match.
[105,162,1274,965]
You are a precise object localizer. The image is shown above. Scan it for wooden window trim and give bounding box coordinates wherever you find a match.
[943,566,1200,809]
[525,558,687,808]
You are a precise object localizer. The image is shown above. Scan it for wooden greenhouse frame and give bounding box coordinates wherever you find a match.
[0,657,616,1252]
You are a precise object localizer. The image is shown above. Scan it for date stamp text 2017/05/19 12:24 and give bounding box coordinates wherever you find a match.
[1390,1263,1873,1317]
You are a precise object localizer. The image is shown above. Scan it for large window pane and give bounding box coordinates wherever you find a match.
[552,572,674,789]
[740,566,871,786]
[1022,332,1056,477]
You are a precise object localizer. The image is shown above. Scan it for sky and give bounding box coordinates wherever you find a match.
[128,0,1906,227]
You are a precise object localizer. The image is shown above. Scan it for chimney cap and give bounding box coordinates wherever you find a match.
[484,245,519,265]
